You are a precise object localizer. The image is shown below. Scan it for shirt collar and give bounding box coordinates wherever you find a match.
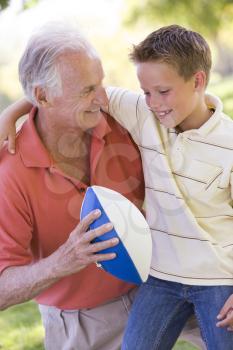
[19,108,112,168]
[92,111,112,139]
[197,93,223,136]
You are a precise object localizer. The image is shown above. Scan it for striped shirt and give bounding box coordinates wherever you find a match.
[108,87,233,285]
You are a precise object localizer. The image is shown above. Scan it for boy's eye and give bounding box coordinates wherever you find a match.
[143,91,150,96]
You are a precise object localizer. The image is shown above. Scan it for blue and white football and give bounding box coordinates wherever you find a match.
[80,186,152,284]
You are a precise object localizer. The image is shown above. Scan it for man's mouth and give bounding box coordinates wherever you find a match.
[86,108,100,114]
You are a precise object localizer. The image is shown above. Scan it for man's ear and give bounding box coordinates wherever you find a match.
[34,86,52,107]
[194,71,206,91]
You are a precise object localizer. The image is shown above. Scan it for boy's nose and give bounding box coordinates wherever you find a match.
[148,95,161,110]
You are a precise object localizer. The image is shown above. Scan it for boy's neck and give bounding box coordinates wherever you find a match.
[177,99,214,133]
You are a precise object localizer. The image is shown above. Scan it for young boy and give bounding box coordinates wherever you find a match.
[107,24,233,349]
[0,25,232,349]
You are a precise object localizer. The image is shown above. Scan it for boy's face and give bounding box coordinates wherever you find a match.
[136,61,200,131]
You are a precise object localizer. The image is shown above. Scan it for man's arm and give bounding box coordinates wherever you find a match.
[0,210,117,310]
[0,98,32,153]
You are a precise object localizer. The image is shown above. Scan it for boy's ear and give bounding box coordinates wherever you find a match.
[194,71,206,90]
[34,86,52,107]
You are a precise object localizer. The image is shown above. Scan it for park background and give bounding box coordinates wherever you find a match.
[0,0,233,349]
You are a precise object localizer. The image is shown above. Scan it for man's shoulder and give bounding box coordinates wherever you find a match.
[0,146,26,184]
[0,127,31,181]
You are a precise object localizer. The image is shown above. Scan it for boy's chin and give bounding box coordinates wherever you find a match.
[159,119,177,129]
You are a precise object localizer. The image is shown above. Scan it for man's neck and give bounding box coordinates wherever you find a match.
[35,110,91,182]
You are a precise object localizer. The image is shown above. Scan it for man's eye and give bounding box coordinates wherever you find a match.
[159,90,169,94]
[144,92,150,96]
[81,87,95,96]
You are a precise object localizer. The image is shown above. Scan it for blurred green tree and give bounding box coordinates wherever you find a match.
[125,0,233,39]
[0,0,9,10]
[124,0,233,77]
[0,0,39,11]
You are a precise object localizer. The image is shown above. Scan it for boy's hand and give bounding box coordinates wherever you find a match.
[0,113,16,154]
[216,294,233,331]
[0,98,32,154]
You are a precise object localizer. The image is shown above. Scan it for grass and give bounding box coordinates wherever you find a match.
[0,301,44,350]
[0,301,199,350]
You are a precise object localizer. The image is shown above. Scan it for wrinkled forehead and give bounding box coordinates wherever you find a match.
[57,52,104,89]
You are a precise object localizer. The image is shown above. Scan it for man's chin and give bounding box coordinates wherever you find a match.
[82,114,103,131]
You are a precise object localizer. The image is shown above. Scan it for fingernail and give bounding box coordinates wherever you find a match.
[94,209,101,216]
[217,314,221,320]
[112,238,119,243]
[10,149,15,154]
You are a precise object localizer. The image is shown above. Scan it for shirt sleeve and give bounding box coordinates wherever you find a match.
[0,163,33,274]
[107,87,148,145]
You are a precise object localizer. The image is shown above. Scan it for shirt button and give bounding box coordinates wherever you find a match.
[79,188,86,193]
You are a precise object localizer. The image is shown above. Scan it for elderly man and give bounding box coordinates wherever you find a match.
[0,24,206,350]
[0,24,145,350]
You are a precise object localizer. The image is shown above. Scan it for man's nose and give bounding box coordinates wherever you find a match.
[94,87,108,106]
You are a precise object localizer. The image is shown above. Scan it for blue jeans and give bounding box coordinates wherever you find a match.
[122,276,233,350]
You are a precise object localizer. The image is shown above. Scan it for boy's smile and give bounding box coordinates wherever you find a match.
[136,61,209,131]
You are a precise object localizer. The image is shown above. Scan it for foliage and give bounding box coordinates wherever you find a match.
[209,74,233,117]
[0,0,9,10]
[23,0,39,10]
[0,301,198,350]
[124,0,233,39]
[0,0,39,11]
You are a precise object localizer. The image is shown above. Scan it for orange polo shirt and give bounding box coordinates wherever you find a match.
[0,108,144,309]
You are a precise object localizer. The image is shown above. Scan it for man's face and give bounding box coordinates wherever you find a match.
[136,61,199,131]
[47,52,108,131]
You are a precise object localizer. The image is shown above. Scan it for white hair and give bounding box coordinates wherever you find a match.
[18,22,100,105]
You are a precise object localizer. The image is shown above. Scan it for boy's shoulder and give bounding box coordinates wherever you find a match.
[204,93,233,148]
[206,113,233,150]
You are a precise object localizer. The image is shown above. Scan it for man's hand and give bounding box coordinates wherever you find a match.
[216,294,233,331]
[51,209,118,278]
[0,209,118,310]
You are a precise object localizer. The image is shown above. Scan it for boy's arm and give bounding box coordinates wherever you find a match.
[106,87,148,145]
[0,98,32,153]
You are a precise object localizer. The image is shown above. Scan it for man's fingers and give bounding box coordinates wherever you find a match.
[74,209,101,234]
[89,237,119,253]
[92,251,117,262]
[83,223,114,242]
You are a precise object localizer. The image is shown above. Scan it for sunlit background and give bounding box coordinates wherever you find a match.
[0,1,233,349]
[1,0,233,116]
